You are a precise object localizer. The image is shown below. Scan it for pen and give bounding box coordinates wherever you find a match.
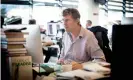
[83,68,93,72]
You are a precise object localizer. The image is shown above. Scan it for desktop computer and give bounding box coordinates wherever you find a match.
[26,25,44,64]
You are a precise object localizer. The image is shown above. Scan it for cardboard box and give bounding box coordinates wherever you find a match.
[9,56,32,80]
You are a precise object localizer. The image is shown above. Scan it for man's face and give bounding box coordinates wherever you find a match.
[86,23,89,28]
[86,22,91,28]
[63,15,78,32]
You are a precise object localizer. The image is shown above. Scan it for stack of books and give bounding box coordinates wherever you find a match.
[5,31,33,80]
[5,32,27,57]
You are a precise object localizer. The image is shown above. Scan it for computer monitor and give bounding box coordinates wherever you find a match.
[47,22,57,36]
[26,25,44,64]
[47,22,64,36]
[111,24,133,79]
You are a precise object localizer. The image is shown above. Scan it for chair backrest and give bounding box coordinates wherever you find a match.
[95,31,103,48]
[88,26,112,62]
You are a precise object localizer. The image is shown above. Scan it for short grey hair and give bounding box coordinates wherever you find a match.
[87,20,92,24]
[62,8,80,20]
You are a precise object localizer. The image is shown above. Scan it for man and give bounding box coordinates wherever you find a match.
[86,20,92,29]
[58,8,105,69]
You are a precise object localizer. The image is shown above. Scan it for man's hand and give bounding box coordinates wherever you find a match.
[71,61,83,70]
[57,58,64,65]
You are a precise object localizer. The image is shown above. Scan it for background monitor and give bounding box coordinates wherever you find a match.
[111,24,133,79]
[26,25,44,64]
[47,22,58,36]
[47,22,64,36]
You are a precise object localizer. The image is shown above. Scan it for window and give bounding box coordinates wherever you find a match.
[108,2,123,6]
[108,11,123,20]
[126,12,133,17]
[1,4,31,24]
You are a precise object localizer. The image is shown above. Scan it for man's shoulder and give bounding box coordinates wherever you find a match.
[83,28,98,42]
[83,27,94,37]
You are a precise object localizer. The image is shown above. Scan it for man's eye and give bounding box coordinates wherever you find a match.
[66,19,70,22]
[66,20,68,22]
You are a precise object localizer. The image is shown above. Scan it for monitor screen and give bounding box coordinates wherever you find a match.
[111,24,133,79]
[26,25,44,64]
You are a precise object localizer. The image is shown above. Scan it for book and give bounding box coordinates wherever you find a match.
[5,32,24,38]
[8,48,27,57]
[9,51,27,54]
[8,42,26,45]
[9,56,32,80]
[8,53,26,57]
[7,38,26,42]
[8,48,27,52]
[8,44,24,49]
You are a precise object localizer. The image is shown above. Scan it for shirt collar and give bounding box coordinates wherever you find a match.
[67,27,84,39]
[87,26,92,28]
[78,27,84,39]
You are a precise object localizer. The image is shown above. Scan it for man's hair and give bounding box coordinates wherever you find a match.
[62,8,80,20]
[87,20,92,24]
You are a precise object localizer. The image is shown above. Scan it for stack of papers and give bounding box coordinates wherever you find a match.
[82,62,111,74]
[57,69,105,80]
[57,62,111,80]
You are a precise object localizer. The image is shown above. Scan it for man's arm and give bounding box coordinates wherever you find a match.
[87,33,106,62]
[71,33,106,70]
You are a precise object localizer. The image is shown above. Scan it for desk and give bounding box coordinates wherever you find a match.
[42,44,59,63]
[41,34,60,61]
[57,62,110,80]
[33,67,47,80]
[33,62,110,80]
[42,44,60,53]
[32,63,60,80]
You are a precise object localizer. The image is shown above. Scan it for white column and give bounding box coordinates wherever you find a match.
[78,0,99,27]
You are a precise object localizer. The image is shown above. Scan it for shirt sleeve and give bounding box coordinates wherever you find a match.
[86,32,106,62]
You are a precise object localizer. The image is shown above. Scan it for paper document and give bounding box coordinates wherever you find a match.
[57,69,105,80]
[82,62,111,74]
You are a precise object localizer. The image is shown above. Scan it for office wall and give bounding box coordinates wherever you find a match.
[121,17,133,25]
[78,0,99,27]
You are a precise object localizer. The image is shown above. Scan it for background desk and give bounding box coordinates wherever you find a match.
[42,44,59,63]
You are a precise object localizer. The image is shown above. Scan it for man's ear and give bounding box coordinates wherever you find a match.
[76,18,80,24]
